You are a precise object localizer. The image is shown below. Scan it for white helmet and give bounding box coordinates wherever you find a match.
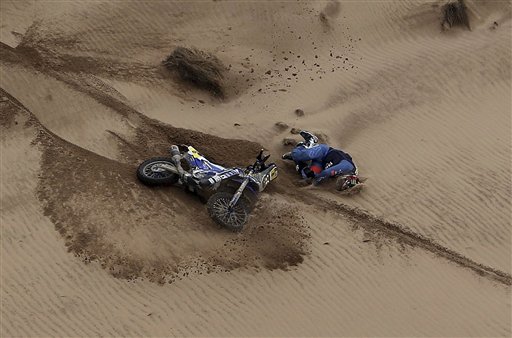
[299,130,319,149]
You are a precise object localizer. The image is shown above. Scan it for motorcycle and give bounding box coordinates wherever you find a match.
[136,144,278,231]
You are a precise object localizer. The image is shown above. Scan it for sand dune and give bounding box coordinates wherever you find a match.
[1,0,511,336]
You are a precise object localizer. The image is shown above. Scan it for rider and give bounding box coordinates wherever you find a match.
[283,131,357,185]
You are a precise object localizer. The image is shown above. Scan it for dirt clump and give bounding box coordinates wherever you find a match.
[319,0,341,29]
[163,47,227,97]
[441,0,470,30]
[275,121,289,131]
[282,138,297,146]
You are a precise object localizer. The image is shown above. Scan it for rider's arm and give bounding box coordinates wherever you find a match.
[291,144,330,162]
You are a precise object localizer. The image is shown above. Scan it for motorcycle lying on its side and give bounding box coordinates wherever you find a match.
[136,145,278,231]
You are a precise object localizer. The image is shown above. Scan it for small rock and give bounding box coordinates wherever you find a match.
[294,108,304,117]
[275,122,289,131]
[323,242,330,245]
[265,70,271,75]
[290,128,300,134]
[198,99,205,104]
[362,233,371,242]
[234,123,241,126]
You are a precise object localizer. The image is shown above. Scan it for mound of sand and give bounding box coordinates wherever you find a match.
[442,0,471,30]
[163,47,226,97]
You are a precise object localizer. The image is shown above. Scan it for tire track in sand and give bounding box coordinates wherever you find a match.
[298,191,512,286]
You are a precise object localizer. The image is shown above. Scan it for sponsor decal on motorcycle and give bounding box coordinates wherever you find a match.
[269,167,278,180]
[207,169,240,185]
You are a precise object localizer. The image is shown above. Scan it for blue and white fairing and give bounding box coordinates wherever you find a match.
[184,146,275,194]
[184,146,246,185]
[185,146,226,173]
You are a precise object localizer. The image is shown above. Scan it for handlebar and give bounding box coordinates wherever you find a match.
[251,149,270,172]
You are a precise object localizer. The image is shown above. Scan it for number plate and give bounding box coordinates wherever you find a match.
[269,167,278,180]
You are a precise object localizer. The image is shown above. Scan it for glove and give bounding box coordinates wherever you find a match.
[302,167,316,179]
[295,161,307,174]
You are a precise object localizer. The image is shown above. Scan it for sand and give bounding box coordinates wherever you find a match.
[1,0,511,336]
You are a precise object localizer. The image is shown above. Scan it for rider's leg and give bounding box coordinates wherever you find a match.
[314,160,355,183]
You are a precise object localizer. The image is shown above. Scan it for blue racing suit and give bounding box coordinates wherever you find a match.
[291,144,356,182]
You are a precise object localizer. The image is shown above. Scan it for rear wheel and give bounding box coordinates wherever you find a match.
[207,192,250,231]
[137,157,179,186]
[335,176,348,191]
[336,175,360,192]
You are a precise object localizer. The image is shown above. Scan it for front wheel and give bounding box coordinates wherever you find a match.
[207,192,250,231]
[137,157,180,186]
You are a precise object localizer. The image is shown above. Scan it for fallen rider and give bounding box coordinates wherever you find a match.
[282,130,361,190]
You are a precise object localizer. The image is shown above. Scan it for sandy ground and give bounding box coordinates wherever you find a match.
[1,0,511,336]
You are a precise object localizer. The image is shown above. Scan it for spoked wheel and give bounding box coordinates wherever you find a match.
[335,175,363,194]
[335,175,359,191]
[137,157,179,186]
[335,176,348,191]
[207,192,250,231]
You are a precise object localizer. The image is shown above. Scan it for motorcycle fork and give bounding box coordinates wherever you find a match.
[156,155,186,179]
[228,177,250,209]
